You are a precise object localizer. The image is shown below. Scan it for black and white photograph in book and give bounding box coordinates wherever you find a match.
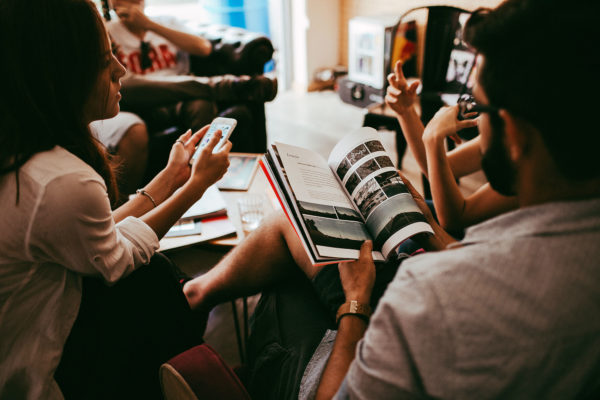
[343,154,396,197]
[375,171,408,197]
[299,201,370,250]
[334,206,363,222]
[336,158,352,180]
[355,179,387,218]
[365,140,385,153]
[345,144,370,166]
[336,140,389,181]
[298,201,363,222]
[345,172,361,195]
[372,202,429,249]
[298,201,337,219]
[356,158,381,179]
[375,155,395,169]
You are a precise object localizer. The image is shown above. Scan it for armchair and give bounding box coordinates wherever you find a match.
[160,344,251,400]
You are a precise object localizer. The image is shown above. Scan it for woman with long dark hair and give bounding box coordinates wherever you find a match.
[0,0,231,398]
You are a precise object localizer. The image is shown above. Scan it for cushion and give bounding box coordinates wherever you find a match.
[160,344,251,400]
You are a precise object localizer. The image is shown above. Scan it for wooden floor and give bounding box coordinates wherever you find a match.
[172,88,485,367]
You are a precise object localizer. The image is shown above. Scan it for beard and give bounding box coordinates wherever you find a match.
[480,112,517,197]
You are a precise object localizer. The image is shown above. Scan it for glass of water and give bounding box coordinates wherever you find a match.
[237,194,264,234]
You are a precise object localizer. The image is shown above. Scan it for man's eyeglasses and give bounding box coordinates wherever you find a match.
[458,94,499,119]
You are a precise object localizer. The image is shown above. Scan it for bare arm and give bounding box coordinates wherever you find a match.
[116,4,212,56]
[316,317,368,399]
[422,106,518,232]
[146,20,212,56]
[315,241,375,400]
[385,61,428,176]
[398,171,458,251]
[111,130,194,223]
[386,60,485,182]
[446,136,483,178]
[113,127,231,239]
[397,107,428,175]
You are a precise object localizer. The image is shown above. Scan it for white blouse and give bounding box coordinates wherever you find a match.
[0,146,159,399]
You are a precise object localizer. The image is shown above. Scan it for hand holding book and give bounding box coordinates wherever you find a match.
[338,241,376,304]
[397,171,458,251]
[261,127,434,265]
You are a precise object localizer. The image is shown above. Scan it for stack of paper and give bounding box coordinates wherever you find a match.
[164,185,234,240]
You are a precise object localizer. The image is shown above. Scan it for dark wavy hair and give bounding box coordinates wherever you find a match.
[0,0,118,203]
[464,0,600,180]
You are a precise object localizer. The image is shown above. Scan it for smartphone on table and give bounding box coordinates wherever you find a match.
[189,117,236,164]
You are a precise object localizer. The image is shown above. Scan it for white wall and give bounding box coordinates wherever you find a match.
[268,0,292,89]
[289,0,340,91]
[290,0,308,90]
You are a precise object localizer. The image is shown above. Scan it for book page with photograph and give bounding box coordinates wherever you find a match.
[269,142,385,262]
[262,152,340,264]
[328,127,433,257]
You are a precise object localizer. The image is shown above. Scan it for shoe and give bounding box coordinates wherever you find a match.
[212,74,278,103]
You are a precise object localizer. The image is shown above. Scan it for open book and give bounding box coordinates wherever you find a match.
[261,127,433,265]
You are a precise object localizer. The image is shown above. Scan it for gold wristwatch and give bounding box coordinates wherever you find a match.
[336,300,372,325]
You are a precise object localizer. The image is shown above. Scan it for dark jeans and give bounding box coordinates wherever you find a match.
[120,77,221,133]
[119,77,261,149]
[246,256,407,400]
[120,78,217,110]
[55,253,203,400]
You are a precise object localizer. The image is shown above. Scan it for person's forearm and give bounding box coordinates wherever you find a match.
[316,316,368,400]
[424,135,468,232]
[147,20,211,56]
[447,137,483,178]
[141,179,208,239]
[112,168,181,223]
[396,107,428,176]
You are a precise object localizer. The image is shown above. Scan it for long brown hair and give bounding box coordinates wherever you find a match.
[0,0,118,203]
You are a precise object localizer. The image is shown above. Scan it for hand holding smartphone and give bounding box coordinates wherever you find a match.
[189,117,236,164]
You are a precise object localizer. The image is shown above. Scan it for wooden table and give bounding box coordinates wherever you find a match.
[159,160,280,252]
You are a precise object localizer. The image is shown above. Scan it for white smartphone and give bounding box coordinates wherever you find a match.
[189,117,236,164]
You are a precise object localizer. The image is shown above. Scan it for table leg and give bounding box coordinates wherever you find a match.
[231,300,246,364]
